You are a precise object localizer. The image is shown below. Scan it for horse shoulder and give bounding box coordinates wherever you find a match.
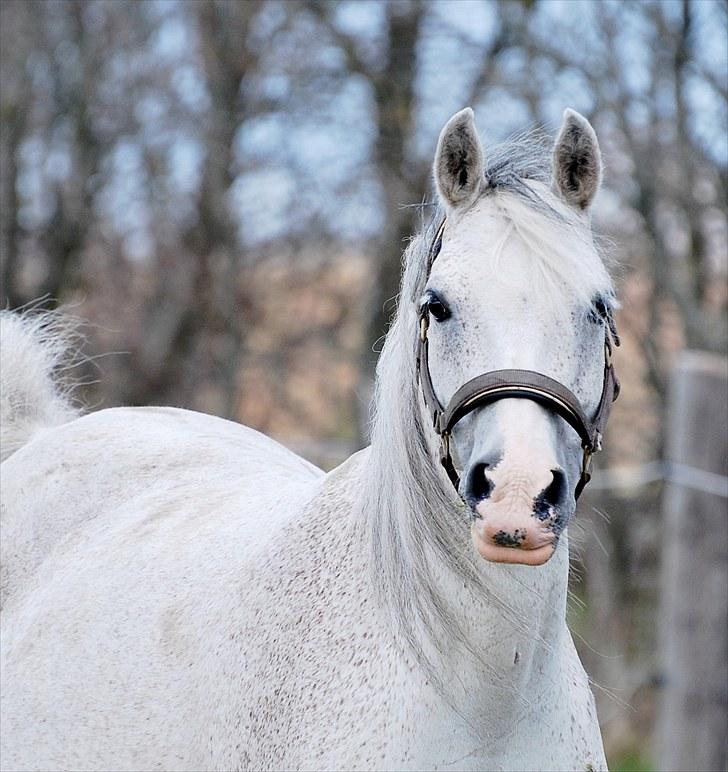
[0,405,321,610]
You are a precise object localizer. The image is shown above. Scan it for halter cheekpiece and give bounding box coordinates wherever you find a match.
[416,218,620,501]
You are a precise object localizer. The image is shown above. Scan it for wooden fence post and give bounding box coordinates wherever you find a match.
[657,351,728,772]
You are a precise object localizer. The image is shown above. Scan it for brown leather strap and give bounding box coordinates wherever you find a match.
[426,218,447,274]
[416,315,441,428]
[440,369,595,445]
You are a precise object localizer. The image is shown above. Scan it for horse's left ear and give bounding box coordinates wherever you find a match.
[552,109,602,211]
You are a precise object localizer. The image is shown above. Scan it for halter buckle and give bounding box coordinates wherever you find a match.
[581,447,593,480]
[420,315,429,342]
[439,431,461,490]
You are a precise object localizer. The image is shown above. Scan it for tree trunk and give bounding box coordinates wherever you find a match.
[365,2,426,364]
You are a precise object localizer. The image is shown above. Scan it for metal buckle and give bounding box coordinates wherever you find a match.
[581,447,593,480]
[439,431,461,489]
[420,315,429,342]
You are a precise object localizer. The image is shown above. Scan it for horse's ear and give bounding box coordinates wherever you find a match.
[552,109,602,211]
[434,107,484,210]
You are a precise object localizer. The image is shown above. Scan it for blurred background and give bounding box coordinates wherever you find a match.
[1,1,726,769]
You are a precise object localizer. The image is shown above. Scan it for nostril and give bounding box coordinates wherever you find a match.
[464,462,494,507]
[533,468,567,520]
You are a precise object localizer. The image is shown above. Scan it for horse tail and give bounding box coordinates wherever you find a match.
[0,309,81,462]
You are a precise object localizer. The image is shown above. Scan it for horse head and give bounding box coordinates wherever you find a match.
[420,107,618,566]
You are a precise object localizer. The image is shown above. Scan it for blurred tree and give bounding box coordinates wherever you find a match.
[0,0,32,308]
[126,0,265,416]
[0,0,273,418]
[0,0,108,307]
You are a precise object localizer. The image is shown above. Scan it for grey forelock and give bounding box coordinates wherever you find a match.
[484,130,552,189]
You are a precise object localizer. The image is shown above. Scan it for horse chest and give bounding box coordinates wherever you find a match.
[221,565,478,771]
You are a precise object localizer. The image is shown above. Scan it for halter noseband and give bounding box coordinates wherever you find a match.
[416,219,620,501]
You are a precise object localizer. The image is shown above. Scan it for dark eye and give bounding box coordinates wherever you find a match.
[426,293,450,322]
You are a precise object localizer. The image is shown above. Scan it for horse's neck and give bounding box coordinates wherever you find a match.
[359,440,572,735]
[428,535,571,729]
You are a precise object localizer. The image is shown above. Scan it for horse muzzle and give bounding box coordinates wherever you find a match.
[464,464,570,566]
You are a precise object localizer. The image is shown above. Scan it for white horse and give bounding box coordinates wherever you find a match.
[1,108,615,771]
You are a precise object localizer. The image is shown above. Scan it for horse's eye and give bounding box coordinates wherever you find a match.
[427,296,450,322]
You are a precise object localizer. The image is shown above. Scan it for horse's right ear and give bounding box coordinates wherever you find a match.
[434,107,484,211]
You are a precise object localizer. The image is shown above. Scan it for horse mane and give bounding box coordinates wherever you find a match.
[360,134,614,691]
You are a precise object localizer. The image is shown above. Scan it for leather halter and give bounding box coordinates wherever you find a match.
[416,219,620,501]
